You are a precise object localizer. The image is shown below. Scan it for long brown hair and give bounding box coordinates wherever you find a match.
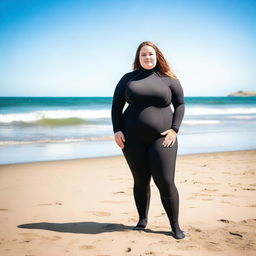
[133,41,178,80]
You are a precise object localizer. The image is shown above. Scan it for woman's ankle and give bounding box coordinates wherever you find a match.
[137,218,147,227]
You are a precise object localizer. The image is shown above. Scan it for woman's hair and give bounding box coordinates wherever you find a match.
[133,41,178,80]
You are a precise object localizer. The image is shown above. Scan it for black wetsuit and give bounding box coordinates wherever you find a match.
[111,67,185,239]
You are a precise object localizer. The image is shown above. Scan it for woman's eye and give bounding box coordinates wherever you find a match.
[141,53,154,56]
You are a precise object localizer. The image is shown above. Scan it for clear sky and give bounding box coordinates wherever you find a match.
[0,0,255,96]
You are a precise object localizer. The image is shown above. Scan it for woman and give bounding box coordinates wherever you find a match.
[111,41,185,239]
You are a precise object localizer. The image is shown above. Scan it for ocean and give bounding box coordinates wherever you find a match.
[0,96,256,164]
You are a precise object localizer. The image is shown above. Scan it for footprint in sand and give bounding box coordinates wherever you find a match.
[80,245,95,250]
[193,193,213,197]
[145,251,155,255]
[0,209,8,211]
[90,211,111,216]
[204,241,222,251]
[218,219,230,223]
[155,212,166,217]
[19,233,62,242]
[207,241,219,245]
[188,227,202,233]
[113,191,125,194]
[221,194,235,197]
[192,181,221,185]
[229,231,243,238]
[35,202,63,206]
[202,188,219,192]
[20,240,31,243]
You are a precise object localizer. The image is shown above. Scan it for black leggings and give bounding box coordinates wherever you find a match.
[122,135,179,226]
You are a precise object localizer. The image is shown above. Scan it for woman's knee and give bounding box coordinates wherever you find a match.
[134,176,151,188]
[155,179,177,197]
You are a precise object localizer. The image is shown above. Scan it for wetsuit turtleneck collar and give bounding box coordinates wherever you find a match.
[139,66,157,75]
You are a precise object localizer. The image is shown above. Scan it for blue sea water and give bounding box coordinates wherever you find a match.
[0,96,256,164]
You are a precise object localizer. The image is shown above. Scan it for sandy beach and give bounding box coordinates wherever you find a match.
[0,149,255,256]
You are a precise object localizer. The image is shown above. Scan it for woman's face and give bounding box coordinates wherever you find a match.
[139,45,157,70]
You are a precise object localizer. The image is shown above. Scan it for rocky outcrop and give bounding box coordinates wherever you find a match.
[228,90,256,96]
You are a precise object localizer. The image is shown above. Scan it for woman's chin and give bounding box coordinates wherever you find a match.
[143,65,154,69]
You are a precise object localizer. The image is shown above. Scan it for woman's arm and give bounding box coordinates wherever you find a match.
[170,78,185,133]
[111,74,128,133]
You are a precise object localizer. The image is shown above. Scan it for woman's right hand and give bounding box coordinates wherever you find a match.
[114,131,126,149]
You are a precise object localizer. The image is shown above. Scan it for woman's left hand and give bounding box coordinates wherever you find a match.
[160,129,177,147]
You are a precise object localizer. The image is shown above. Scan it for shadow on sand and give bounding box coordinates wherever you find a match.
[18,221,172,236]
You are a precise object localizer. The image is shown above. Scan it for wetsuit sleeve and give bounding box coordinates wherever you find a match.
[111,74,128,133]
[170,79,185,133]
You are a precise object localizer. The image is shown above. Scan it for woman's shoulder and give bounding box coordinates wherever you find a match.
[118,70,139,83]
[122,70,139,78]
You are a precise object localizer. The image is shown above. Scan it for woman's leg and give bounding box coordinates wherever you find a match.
[122,140,151,228]
[147,137,185,239]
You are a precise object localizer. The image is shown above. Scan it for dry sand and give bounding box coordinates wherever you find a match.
[0,150,255,256]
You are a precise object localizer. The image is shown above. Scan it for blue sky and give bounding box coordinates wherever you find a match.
[0,0,255,96]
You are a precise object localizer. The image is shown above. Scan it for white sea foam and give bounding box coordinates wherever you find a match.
[0,135,115,146]
[185,107,256,116]
[0,109,111,123]
[0,107,256,124]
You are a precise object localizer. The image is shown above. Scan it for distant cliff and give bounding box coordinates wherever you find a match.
[228,90,256,96]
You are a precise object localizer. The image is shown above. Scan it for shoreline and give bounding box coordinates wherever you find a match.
[1,148,256,166]
[0,149,255,255]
